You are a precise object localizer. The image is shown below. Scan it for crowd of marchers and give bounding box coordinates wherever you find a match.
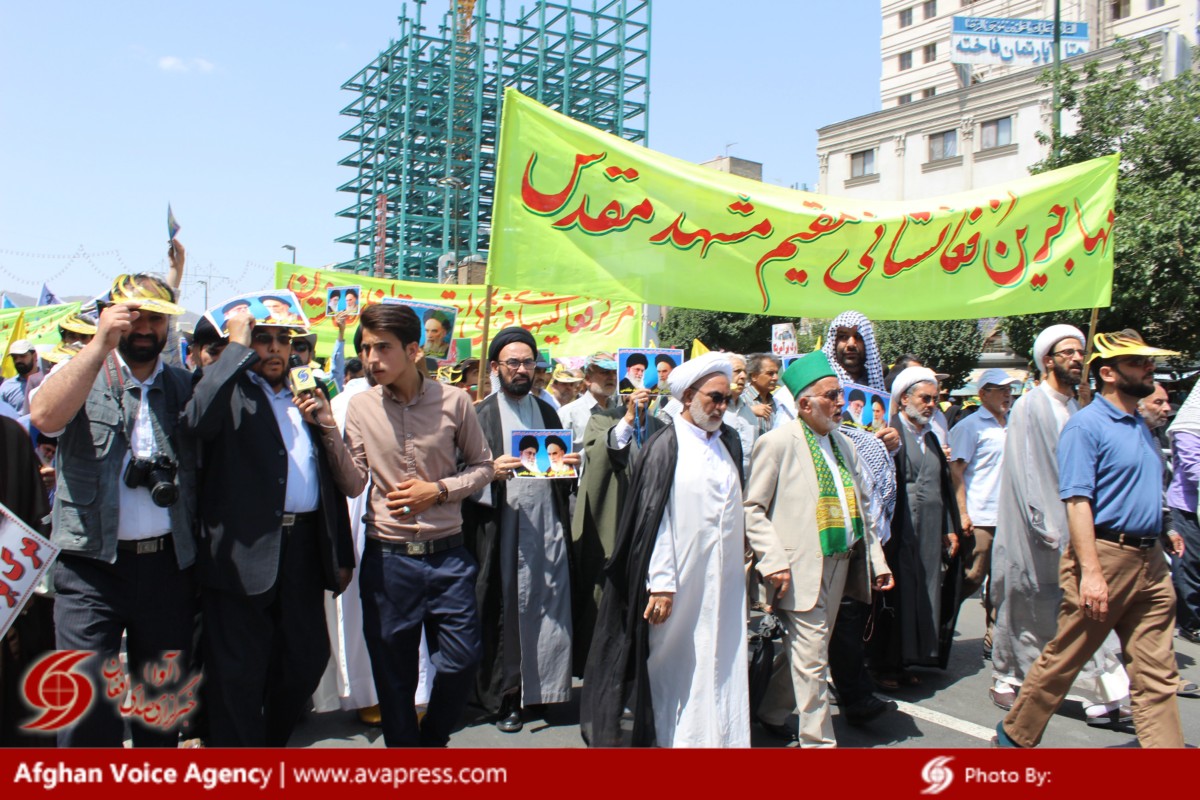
[2,247,1197,749]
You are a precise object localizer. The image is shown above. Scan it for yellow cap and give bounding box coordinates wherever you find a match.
[108,274,185,315]
[43,341,84,364]
[58,314,98,335]
[1089,331,1180,363]
[436,364,463,383]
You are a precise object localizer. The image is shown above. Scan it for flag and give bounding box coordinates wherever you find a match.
[489,89,1117,320]
[168,203,181,240]
[0,295,14,310]
[690,339,710,360]
[37,284,61,306]
[1,310,27,379]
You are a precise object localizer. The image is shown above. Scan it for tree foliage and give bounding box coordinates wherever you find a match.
[873,319,982,390]
[656,308,821,354]
[1004,42,1200,363]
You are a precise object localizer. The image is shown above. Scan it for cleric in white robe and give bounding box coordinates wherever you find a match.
[580,353,749,748]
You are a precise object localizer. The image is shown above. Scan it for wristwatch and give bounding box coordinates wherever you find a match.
[435,481,449,505]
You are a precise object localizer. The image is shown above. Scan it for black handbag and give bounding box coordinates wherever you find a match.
[747,612,784,718]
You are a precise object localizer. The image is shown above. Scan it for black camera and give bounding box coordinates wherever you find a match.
[123,455,179,508]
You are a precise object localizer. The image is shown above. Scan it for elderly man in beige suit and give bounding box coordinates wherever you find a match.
[745,351,894,747]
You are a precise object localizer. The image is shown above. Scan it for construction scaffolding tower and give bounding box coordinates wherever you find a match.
[334,0,651,281]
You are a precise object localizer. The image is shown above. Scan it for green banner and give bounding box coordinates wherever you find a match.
[489,89,1116,320]
[0,303,83,347]
[275,264,642,358]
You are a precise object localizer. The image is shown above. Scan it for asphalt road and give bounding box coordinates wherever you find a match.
[286,591,1200,749]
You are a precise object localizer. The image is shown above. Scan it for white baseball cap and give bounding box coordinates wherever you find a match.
[8,339,33,355]
[977,368,1019,389]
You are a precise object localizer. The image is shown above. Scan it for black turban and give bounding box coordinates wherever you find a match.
[488,326,537,363]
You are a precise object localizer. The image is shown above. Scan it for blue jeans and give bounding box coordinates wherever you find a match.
[358,541,482,747]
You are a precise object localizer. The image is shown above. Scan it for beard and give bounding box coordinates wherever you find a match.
[903,401,933,427]
[1117,372,1155,399]
[500,371,532,397]
[118,332,166,365]
[13,360,33,376]
[1051,360,1081,387]
[688,394,724,432]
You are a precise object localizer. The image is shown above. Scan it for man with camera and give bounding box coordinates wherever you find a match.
[183,308,354,747]
[30,274,198,748]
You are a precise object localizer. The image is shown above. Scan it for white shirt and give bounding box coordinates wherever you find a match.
[113,354,173,541]
[1038,380,1077,431]
[559,392,610,451]
[948,406,1008,526]
[247,372,320,513]
[898,412,931,454]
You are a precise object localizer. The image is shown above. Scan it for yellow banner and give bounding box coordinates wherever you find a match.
[489,89,1116,320]
[275,264,642,358]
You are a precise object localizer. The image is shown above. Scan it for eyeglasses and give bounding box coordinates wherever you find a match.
[1117,355,1154,369]
[804,388,844,403]
[1051,348,1085,359]
[703,391,734,406]
[500,358,538,371]
[912,393,937,403]
[292,341,312,352]
[251,332,292,346]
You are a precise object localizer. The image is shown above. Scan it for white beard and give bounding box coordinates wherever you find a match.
[689,394,723,432]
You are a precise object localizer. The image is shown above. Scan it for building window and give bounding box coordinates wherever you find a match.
[922,87,937,98]
[899,50,913,70]
[923,0,937,19]
[928,129,957,161]
[924,43,937,63]
[851,149,877,177]
[1111,0,1130,18]
[1147,0,1164,8]
[899,7,914,26]
[981,116,1013,149]
[961,0,977,5]
[898,93,913,105]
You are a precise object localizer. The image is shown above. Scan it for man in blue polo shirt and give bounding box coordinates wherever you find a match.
[996,330,1185,748]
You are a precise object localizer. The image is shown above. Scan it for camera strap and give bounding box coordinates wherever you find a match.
[102,354,135,448]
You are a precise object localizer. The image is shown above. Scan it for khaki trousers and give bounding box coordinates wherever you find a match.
[757,554,850,747]
[963,526,995,647]
[1003,538,1182,748]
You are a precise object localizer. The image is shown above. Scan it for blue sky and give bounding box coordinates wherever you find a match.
[0,1,880,314]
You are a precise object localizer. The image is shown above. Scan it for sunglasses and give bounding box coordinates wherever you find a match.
[805,388,844,403]
[703,391,734,406]
[251,332,292,346]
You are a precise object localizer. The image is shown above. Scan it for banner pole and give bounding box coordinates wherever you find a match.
[1079,305,1101,407]
[476,283,493,402]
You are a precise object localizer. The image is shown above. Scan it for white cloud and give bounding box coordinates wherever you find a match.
[156,56,216,73]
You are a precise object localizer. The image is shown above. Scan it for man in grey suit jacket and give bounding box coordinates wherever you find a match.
[745,351,894,747]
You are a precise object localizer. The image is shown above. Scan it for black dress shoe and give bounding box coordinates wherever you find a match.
[496,694,523,733]
[843,695,897,726]
[758,720,797,741]
[1179,628,1200,644]
[1085,705,1133,728]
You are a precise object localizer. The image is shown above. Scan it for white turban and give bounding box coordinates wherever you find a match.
[891,366,938,404]
[1033,324,1085,375]
[667,352,732,401]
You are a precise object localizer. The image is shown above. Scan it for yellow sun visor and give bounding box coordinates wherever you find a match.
[1089,331,1180,363]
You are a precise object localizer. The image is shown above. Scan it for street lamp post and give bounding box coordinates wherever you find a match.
[436,176,467,267]
[197,280,208,310]
[282,244,297,264]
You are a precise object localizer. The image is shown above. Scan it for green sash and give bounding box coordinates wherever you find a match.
[802,423,864,556]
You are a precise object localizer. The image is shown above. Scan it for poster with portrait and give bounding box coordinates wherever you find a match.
[380,298,457,361]
[771,323,798,356]
[326,285,362,322]
[617,347,683,395]
[781,354,802,371]
[0,502,60,640]
[841,381,891,432]
[204,290,308,335]
[511,429,576,479]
